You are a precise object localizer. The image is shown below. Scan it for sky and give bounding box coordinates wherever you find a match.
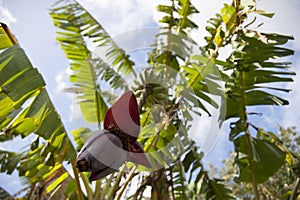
[0,0,300,196]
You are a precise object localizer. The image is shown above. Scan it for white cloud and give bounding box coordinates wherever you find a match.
[54,68,77,126]
[78,0,159,35]
[54,68,90,127]
[54,69,98,128]
[0,1,16,25]
[54,68,72,93]
[257,0,300,50]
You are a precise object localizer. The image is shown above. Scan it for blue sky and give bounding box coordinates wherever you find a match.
[0,0,300,195]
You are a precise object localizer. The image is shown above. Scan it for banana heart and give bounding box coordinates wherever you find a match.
[76,91,151,181]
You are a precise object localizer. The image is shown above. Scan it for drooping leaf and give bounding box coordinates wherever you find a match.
[50,0,137,124]
[234,135,286,183]
[221,31,295,120]
[0,27,77,198]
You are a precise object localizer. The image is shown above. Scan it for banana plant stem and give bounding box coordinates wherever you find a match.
[71,161,84,200]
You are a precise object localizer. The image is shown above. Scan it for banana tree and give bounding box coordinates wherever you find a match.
[0,0,296,199]
[0,22,81,199]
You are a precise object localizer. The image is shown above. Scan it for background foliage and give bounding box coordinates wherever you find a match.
[0,0,299,199]
[209,126,300,200]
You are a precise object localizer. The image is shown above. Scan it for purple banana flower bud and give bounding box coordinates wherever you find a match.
[76,91,152,181]
[76,130,127,181]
